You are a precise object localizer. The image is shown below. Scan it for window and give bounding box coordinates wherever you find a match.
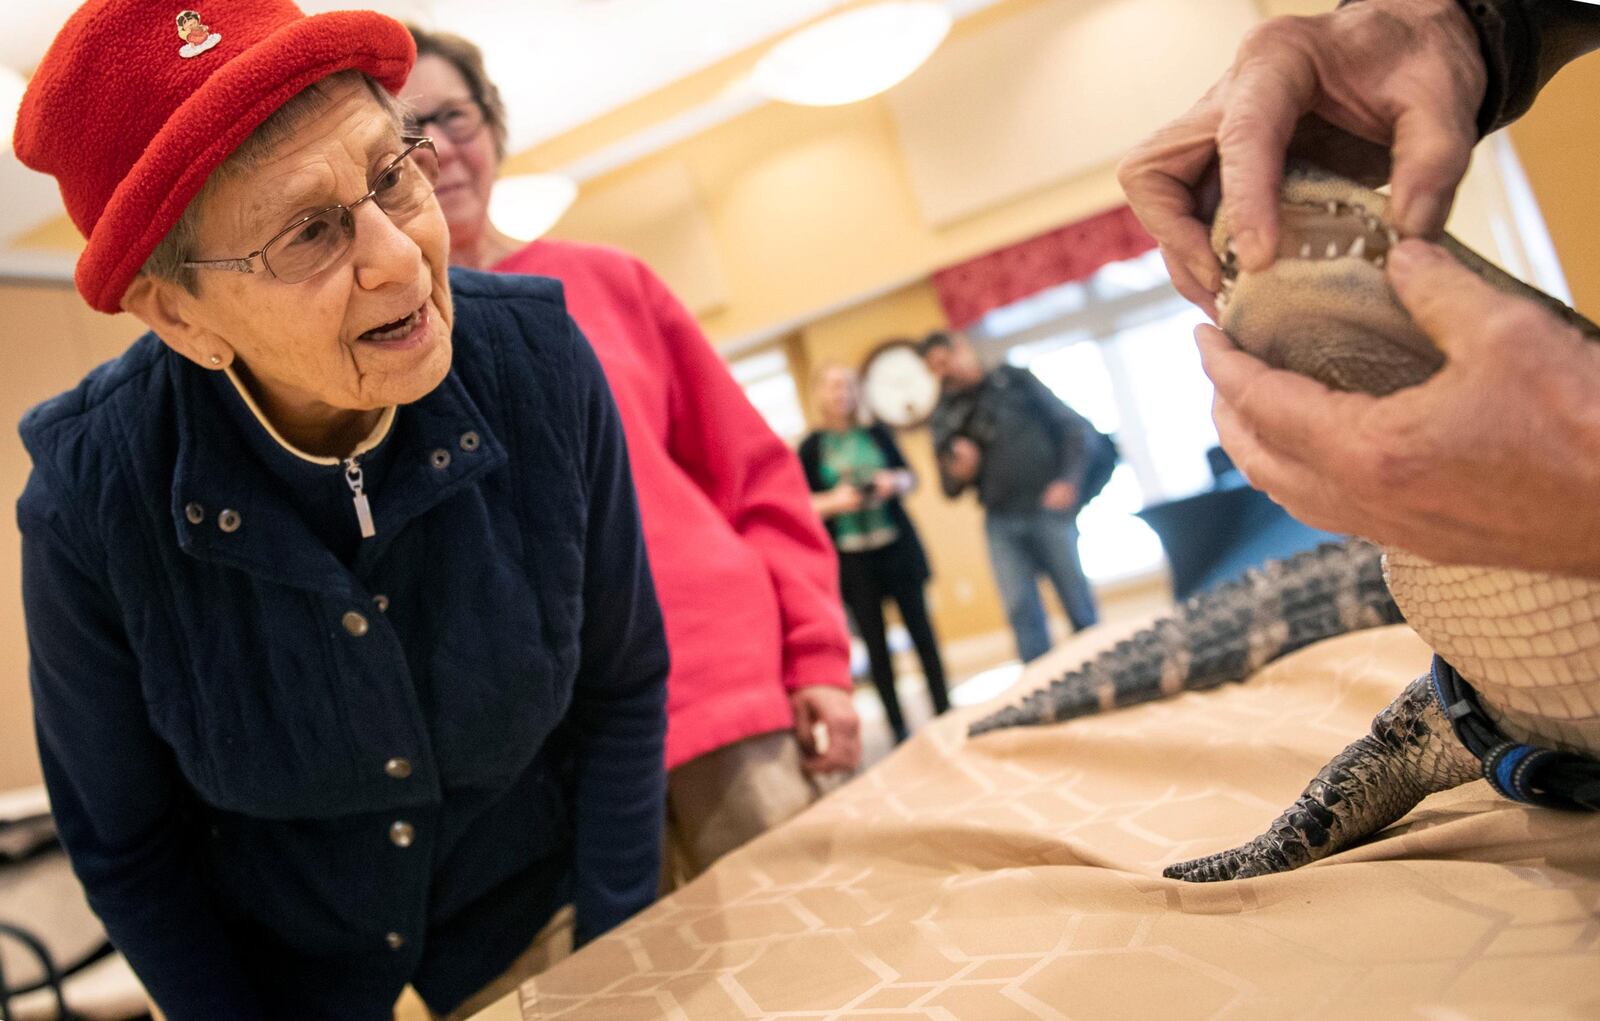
[969,249,1218,584]
[728,345,808,445]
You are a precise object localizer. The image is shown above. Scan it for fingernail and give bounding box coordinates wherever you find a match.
[1387,239,1444,278]
[1234,228,1268,271]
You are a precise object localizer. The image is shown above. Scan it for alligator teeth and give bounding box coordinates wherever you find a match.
[1300,243,1312,258]
[1374,254,1385,268]
[1386,227,1399,246]
[1349,236,1366,258]
[1327,201,1339,215]
[1326,241,1340,258]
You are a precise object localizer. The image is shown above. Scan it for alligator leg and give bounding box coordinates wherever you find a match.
[1164,673,1481,882]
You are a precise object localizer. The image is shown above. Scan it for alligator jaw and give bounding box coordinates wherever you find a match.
[1210,165,1600,397]
[1211,170,1443,396]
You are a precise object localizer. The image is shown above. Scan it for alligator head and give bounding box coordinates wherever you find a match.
[1209,165,1599,397]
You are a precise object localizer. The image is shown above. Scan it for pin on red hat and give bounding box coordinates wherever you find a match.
[13,0,416,314]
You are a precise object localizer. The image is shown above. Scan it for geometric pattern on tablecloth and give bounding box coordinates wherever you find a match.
[515,626,1600,1021]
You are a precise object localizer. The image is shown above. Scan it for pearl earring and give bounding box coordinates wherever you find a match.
[208,354,223,367]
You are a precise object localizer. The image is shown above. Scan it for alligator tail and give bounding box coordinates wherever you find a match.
[967,539,1401,737]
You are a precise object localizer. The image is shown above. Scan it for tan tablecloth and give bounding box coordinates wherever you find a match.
[511,624,1600,1020]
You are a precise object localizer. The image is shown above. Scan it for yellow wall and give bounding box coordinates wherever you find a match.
[547,94,1128,345]
[1508,56,1600,316]
[0,286,144,791]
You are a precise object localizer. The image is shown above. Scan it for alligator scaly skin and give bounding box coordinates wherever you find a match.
[1163,674,1481,881]
[1162,167,1600,882]
[974,167,1600,882]
[968,539,1402,737]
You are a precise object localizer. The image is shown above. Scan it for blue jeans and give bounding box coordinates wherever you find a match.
[984,510,1099,663]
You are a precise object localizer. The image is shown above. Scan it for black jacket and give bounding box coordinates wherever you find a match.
[18,269,669,1019]
[927,365,1093,514]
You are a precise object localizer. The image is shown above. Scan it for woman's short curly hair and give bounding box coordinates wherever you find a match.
[404,25,509,161]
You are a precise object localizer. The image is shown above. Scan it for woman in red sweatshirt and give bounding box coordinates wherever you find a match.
[400,28,862,896]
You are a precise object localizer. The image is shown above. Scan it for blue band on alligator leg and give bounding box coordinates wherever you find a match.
[1430,656,1600,811]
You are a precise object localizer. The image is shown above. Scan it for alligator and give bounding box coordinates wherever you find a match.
[973,166,1600,881]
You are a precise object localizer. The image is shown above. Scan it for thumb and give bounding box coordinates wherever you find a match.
[1386,239,1505,358]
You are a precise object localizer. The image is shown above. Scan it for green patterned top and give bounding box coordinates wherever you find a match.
[817,427,900,552]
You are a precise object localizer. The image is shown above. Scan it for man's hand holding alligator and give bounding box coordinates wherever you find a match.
[1116,0,1484,317]
[1201,238,1600,578]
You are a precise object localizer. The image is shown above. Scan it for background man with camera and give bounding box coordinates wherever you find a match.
[920,330,1109,663]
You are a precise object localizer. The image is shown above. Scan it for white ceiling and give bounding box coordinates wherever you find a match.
[0,0,859,267]
[384,0,857,150]
[4,0,855,150]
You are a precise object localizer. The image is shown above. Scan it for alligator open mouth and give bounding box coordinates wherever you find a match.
[1217,199,1399,315]
[1209,167,1444,396]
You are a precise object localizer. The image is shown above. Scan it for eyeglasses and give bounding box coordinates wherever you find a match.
[183,137,440,284]
[405,100,486,146]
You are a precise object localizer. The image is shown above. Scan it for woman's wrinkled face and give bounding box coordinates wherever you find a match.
[817,366,859,422]
[175,78,453,420]
[400,55,498,245]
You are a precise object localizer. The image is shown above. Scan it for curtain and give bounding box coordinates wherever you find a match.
[931,205,1157,329]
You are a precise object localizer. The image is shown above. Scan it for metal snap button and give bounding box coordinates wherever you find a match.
[217,509,242,533]
[459,431,481,452]
[384,757,412,780]
[385,931,405,950]
[185,502,205,525]
[429,449,451,470]
[389,820,415,848]
[342,611,370,637]
[372,594,390,613]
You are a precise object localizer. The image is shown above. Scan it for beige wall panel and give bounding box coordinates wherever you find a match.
[887,0,1260,226]
[548,159,729,317]
[0,285,143,792]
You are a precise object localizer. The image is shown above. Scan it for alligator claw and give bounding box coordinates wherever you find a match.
[1163,675,1481,883]
[1164,843,1289,882]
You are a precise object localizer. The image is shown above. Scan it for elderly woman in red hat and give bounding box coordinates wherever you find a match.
[13,2,668,1018]
[397,28,863,887]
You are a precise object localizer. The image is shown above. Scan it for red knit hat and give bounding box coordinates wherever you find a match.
[13,1,416,313]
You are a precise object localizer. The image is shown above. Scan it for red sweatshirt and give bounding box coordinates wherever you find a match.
[494,239,851,769]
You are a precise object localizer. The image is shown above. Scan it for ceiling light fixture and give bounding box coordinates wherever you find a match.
[750,1,953,107]
[488,173,580,241]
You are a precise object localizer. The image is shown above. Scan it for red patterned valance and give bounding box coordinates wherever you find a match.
[931,205,1157,329]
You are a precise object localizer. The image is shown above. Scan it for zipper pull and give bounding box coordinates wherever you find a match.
[343,457,377,540]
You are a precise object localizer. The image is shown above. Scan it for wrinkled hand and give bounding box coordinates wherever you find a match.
[791,685,862,774]
[1117,0,1484,318]
[1040,479,1077,511]
[1201,239,1600,577]
[942,438,981,483]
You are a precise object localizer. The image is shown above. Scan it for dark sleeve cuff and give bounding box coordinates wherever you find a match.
[1452,0,1536,135]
